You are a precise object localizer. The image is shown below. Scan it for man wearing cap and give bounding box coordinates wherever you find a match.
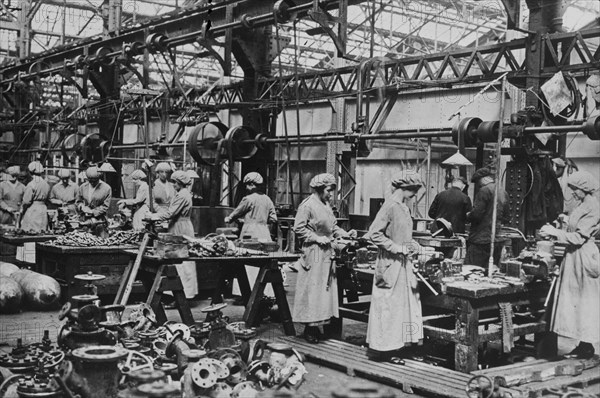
[118,169,150,230]
[428,176,472,234]
[153,162,175,214]
[77,166,112,237]
[365,170,424,361]
[21,161,51,232]
[49,169,78,215]
[553,158,577,215]
[465,167,510,268]
[0,166,26,225]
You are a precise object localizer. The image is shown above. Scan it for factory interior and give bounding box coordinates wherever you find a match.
[1,0,600,397]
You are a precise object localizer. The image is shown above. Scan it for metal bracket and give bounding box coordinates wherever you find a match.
[499,0,520,30]
[307,1,345,56]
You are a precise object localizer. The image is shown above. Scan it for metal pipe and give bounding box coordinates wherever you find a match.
[488,75,506,277]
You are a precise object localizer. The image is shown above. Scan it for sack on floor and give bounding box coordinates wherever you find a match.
[0,277,23,313]
[11,269,61,310]
[0,261,20,278]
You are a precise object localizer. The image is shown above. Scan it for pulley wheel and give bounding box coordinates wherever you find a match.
[477,120,499,143]
[225,125,258,161]
[79,132,111,163]
[187,122,229,166]
[61,133,85,161]
[582,114,600,140]
[451,117,482,147]
[273,0,297,24]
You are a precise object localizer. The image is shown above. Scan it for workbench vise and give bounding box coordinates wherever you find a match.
[502,250,556,280]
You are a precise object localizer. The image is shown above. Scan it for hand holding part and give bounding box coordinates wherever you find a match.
[316,235,330,245]
[539,224,557,238]
[347,229,358,239]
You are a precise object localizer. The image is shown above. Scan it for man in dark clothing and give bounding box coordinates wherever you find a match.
[465,167,510,268]
[428,176,472,234]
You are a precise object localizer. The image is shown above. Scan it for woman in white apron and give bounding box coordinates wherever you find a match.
[366,170,424,363]
[225,172,277,298]
[118,169,150,230]
[149,170,198,300]
[0,166,25,225]
[21,162,50,233]
[540,171,599,359]
[293,173,355,343]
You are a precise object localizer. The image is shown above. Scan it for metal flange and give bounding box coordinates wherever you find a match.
[72,345,128,363]
[190,359,218,389]
[136,380,180,397]
[231,381,259,398]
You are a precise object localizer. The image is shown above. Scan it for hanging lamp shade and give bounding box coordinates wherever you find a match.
[99,162,117,173]
[186,169,200,179]
[442,151,472,167]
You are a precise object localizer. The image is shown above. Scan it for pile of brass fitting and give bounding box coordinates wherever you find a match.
[0,296,311,398]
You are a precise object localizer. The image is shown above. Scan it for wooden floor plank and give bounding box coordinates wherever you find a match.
[322,338,470,384]
[282,338,466,390]
[278,336,472,398]
[519,368,600,397]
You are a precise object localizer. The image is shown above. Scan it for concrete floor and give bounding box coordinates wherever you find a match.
[0,264,416,398]
[2,264,598,397]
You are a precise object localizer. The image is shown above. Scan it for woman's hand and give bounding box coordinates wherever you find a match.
[224,216,232,224]
[315,236,330,245]
[347,229,357,239]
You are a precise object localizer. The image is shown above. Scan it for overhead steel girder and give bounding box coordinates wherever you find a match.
[191,27,600,107]
[0,0,526,86]
[0,0,363,85]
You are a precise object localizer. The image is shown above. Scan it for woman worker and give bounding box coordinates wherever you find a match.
[366,170,424,363]
[21,161,51,233]
[225,172,277,240]
[293,173,356,343]
[539,171,599,359]
[225,172,277,299]
[0,166,25,225]
[118,169,150,230]
[49,169,78,215]
[148,170,198,300]
[77,166,112,237]
[153,162,175,214]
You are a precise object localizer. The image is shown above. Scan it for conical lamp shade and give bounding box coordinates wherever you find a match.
[442,151,472,167]
[99,162,117,173]
[186,169,200,179]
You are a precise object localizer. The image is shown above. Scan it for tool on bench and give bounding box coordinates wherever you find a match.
[432,218,453,238]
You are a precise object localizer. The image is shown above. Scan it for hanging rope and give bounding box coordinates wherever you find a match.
[292,21,304,201]
[273,14,295,208]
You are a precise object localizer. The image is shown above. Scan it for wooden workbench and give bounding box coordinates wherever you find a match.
[0,233,56,265]
[36,242,139,300]
[117,250,300,335]
[337,268,550,373]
